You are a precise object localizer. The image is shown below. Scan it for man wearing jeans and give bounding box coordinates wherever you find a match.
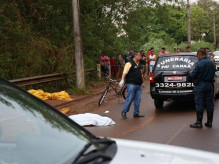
[119,51,145,119]
[190,49,216,128]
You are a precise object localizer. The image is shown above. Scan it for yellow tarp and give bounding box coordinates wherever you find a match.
[60,107,69,114]
[28,89,72,101]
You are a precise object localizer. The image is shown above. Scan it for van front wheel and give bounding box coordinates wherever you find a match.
[154,99,164,111]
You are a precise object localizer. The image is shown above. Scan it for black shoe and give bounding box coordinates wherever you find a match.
[190,111,203,128]
[133,114,145,118]
[121,112,127,119]
[205,111,213,128]
[190,122,203,128]
[205,122,212,127]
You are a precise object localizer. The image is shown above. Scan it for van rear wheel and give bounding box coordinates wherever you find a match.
[154,99,164,111]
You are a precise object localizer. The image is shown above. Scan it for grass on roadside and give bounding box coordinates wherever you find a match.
[67,75,106,95]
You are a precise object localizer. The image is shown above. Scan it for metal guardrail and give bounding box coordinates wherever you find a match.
[9,69,98,87]
[9,73,67,87]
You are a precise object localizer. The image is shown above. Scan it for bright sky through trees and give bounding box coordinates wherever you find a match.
[190,0,219,3]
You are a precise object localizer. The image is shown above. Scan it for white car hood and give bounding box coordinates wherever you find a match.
[110,138,219,164]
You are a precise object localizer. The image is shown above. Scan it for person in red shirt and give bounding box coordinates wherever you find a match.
[147,48,153,57]
[159,47,169,56]
[186,46,191,52]
[177,48,182,53]
[146,48,154,77]
[99,53,107,75]
[110,56,117,78]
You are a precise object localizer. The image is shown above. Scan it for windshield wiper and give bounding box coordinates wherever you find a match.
[73,138,116,164]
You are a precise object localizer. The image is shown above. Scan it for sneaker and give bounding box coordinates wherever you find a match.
[121,112,127,119]
[133,114,145,118]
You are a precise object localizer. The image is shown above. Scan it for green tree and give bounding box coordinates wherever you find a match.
[0,0,193,82]
[124,5,187,50]
[197,0,219,46]
[190,6,210,41]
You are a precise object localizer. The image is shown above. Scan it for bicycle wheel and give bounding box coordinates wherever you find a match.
[122,85,127,99]
[98,88,109,106]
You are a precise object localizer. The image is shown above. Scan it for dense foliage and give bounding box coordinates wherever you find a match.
[0,0,219,82]
[0,0,74,79]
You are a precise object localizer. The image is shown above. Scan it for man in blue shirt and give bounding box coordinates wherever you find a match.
[190,49,216,128]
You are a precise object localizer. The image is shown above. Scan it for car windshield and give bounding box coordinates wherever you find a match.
[0,79,93,164]
[155,55,198,71]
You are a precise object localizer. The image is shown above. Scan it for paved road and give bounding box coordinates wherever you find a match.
[68,80,219,153]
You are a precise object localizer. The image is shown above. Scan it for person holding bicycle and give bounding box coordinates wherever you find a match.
[119,51,145,119]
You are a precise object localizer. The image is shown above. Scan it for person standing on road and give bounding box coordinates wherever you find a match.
[149,50,156,73]
[104,54,110,76]
[123,49,134,63]
[140,50,147,75]
[116,53,124,79]
[176,48,182,53]
[189,49,216,128]
[99,53,107,75]
[110,56,117,78]
[146,48,154,77]
[186,46,191,52]
[159,47,169,56]
[204,47,214,60]
[204,47,211,56]
[119,51,145,119]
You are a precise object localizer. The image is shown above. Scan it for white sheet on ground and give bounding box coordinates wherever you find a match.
[69,113,115,126]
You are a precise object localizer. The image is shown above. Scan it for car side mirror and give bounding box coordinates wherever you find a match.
[217,67,219,71]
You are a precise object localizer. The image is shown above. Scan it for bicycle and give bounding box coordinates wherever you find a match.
[98,75,127,106]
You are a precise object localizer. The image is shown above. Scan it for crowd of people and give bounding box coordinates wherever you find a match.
[99,46,215,88]
[99,52,124,79]
[99,47,173,79]
[99,46,216,127]
[98,47,171,119]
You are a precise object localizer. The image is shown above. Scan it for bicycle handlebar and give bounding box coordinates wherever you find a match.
[102,73,119,83]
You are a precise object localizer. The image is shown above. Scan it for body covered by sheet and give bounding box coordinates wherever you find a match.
[69,113,115,126]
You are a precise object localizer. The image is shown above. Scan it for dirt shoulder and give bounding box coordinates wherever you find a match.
[45,84,107,109]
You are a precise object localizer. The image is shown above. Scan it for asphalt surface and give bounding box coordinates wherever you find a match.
[73,80,219,154]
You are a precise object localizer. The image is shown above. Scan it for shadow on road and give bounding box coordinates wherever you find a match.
[158,99,195,114]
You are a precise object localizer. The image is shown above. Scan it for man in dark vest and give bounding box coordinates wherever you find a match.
[119,51,145,119]
[190,49,216,128]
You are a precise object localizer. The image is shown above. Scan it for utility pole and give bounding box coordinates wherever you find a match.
[213,13,217,51]
[187,0,191,48]
[72,0,85,88]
